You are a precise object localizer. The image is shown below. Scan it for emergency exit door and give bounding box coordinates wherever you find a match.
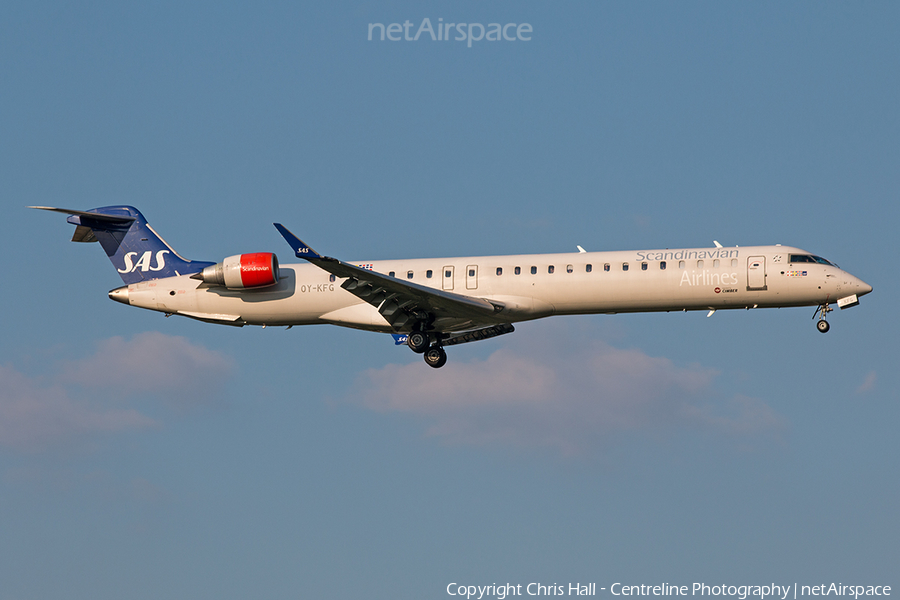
[466,265,478,290]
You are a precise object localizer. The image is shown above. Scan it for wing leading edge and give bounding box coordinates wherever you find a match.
[273,223,503,330]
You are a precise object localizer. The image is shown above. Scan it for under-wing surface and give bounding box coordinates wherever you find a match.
[32,206,872,368]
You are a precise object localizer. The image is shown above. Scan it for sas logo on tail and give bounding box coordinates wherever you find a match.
[118,250,170,273]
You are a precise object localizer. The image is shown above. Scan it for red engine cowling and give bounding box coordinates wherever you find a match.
[194,253,280,289]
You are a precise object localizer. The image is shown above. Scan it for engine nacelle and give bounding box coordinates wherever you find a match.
[194,253,280,289]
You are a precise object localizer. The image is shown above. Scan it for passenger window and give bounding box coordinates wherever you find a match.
[566,264,573,273]
[731,259,737,267]
[548,265,555,274]
[679,261,685,269]
[389,271,395,278]
[623,263,629,271]
[330,274,336,282]
[697,260,704,268]
[407,271,413,279]
[426,270,433,279]
[530,266,537,275]
[604,263,610,272]
[515,266,521,275]
[586,264,592,273]
[641,262,648,271]
[496,267,502,276]
[713,260,720,268]
[660,261,666,270]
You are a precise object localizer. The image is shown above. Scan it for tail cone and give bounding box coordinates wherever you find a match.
[108,286,130,305]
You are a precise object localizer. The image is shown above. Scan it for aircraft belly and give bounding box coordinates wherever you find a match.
[489,295,554,319]
[319,302,390,328]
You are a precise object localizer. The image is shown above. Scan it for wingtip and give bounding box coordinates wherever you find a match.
[273,223,321,259]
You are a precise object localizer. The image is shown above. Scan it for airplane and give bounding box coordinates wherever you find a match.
[32,205,873,368]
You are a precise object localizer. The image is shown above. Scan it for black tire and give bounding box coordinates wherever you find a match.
[817,320,830,333]
[423,346,447,369]
[407,331,430,353]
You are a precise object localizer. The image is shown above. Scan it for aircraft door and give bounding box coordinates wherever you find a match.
[466,265,478,290]
[443,266,454,291]
[747,256,767,291]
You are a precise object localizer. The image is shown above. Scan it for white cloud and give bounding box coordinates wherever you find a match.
[352,323,785,454]
[60,331,235,406]
[0,364,156,452]
[855,370,877,394]
[0,332,234,453]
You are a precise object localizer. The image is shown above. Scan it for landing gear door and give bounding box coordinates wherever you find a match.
[747,256,767,291]
[443,266,454,291]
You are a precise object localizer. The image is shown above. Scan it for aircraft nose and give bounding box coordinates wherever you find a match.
[855,277,873,296]
[108,285,130,305]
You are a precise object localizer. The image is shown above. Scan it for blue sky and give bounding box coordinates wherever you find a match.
[1,2,898,598]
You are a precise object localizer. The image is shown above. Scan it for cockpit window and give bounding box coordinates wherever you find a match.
[790,254,835,266]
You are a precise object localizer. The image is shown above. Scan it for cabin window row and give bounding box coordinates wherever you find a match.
[380,258,740,279]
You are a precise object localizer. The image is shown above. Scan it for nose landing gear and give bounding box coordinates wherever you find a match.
[814,303,833,333]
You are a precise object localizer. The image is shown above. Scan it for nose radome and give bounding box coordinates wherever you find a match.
[854,277,873,296]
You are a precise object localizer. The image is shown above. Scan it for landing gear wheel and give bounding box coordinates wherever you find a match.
[407,331,430,354]
[423,346,447,369]
[813,303,833,333]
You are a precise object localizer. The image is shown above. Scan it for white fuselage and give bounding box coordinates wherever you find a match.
[121,245,872,332]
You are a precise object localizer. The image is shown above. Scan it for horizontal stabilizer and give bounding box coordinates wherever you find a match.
[30,206,136,224]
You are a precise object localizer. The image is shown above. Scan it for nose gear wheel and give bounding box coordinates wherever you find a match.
[813,303,833,333]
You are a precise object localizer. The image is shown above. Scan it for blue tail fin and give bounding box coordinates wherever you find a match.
[32,205,215,284]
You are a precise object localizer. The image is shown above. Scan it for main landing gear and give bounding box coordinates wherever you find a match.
[423,345,448,369]
[407,330,448,368]
[406,331,430,354]
[814,303,833,333]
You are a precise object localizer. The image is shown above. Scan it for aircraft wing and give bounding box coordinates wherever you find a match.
[274,224,502,328]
